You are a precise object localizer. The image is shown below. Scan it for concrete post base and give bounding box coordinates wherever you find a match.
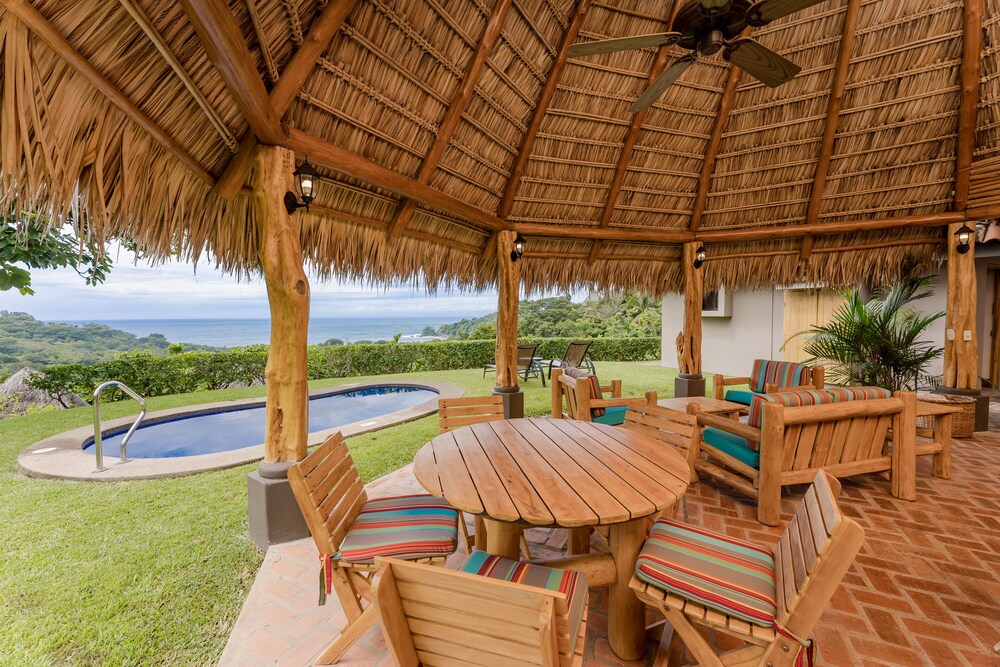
[248,461,309,551]
[933,386,990,432]
[491,385,525,418]
[674,373,706,398]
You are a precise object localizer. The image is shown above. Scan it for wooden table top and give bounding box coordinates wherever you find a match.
[656,396,746,413]
[916,401,964,417]
[413,417,690,529]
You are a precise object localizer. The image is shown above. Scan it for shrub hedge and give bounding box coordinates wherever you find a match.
[27,337,660,403]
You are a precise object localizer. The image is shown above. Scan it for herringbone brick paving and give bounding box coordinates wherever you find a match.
[220,433,1000,666]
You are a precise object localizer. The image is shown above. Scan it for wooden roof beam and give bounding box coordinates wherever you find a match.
[497,0,593,220]
[801,0,861,258]
[215,0,360,199]
[688,59,743,232]
[179,0,285,146]
[953,0,983,210]
[0,0,214,185]
[387,0,515,238]
[287,128,506,232]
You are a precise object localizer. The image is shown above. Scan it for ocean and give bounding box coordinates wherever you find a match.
[59,317,466,348]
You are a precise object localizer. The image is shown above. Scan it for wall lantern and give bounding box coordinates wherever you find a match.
[510,233,526,262]
[954,223,975,254]
[284,157,317,214]
[693,245,707,269]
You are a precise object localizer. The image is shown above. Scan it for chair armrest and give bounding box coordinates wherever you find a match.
[600,379,623,398]
[591,397,630,409]
[696,413,762,442]
[723,376,751,387]
[765,383,815,394]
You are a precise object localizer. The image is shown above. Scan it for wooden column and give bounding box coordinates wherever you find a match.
[675,242,705,396]
[493,230,523,417]
[942,223,979,390]
[254,145,310,462]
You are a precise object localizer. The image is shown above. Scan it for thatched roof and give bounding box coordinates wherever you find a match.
[0,0,997,293]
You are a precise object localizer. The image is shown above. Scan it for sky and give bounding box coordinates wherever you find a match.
[0,243,501,321]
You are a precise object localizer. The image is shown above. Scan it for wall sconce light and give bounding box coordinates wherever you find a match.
[510,233,526,262]
[284,157,317,214]
[693,245,706,269]
[954,223,974,254]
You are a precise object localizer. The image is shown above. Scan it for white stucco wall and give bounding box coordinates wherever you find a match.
[660,289,784,377]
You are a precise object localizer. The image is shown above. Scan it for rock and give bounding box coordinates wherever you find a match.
[0,367,87,418]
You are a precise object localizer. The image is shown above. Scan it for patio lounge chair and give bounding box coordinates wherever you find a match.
[373,552,587,666]
[483,342,546,386]
[551,367,629,425]
[631,471,864,667]
[690,387,916,525]
[541,340,596,378]
[437,396,531,558]
[288,432,460,664]
[713,359,825,407]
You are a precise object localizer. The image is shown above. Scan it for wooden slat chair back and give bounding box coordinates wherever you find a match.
[289,433,452,664]
[691,391,916,525]
[437,396,531,558]
[373,558,586,667]
[551,368,624,422]
[713,362,825,404]
[631,472,864,667]
[623,391,701,484]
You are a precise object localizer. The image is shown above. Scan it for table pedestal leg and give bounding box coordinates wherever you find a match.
[609,518,647,660]
[485,519,520,560]
[568,527,592,555]
[474,516,488,552]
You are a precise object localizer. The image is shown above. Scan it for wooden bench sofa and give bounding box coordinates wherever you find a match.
[690,387,916,525]
[713,359,825,408]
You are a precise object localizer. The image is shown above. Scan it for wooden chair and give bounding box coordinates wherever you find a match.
[713,360,825,407]
[372,555,587,667]
[484,342,546,386]
[288,433,459,664]
[623,391,702,485]
[691,388,916,525]
[631,472,864,667]
[437,396,530,559]
[551,367,628,425]
[543,339,595,378]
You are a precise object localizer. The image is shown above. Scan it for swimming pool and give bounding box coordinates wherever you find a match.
[82,385,438,458]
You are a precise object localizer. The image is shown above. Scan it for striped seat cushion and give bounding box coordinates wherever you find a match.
[338,494,459,564]
[749,359,811,393]
[563,366,606,417]
[461,551,588,643]
[635,518,776,628]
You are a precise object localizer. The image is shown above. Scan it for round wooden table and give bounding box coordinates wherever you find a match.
[413,417,691,660]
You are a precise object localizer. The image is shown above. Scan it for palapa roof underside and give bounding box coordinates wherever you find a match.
[0,0,998,294]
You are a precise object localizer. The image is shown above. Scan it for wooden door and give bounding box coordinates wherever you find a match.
[782,288,845,363]
[990,271,1000,388]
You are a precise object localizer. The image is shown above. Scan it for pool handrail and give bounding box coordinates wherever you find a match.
[92,381,147,473]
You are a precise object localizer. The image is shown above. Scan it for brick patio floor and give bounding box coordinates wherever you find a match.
[219,433,1000,666]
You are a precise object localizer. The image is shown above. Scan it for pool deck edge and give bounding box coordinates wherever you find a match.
[17,380,463,482]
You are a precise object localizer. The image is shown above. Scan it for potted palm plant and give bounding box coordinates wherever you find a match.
[798,278,945,392]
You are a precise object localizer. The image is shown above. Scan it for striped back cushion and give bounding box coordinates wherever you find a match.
[635,518,776,628]
[749,359,811,393]
[563,366,605,417]
[825,386,892,401]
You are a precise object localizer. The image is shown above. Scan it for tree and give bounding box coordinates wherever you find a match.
[421,326,436,336]
[0,214,112,295]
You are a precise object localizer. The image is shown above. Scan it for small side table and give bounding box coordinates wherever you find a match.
[656,395,745,420]
[915,400,959,479]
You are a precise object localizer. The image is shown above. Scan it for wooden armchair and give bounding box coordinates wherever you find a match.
[690,387,916,525]
[631,472,864,667]
[551,367,628,425]
[623,391,701,484]
[288,433,460,664]
[713,359,825,407]
[437,396,530,558]
[373,553,587,667]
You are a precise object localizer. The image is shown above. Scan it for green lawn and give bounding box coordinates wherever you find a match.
[0,363,683,666]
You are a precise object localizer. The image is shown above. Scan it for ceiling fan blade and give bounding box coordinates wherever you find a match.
[629,54,697,112]
[746,0,829,26]
[566,32,682,58]
[724,38,801,88]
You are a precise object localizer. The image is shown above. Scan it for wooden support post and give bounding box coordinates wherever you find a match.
[891,391,917,502]
[255,145,310,462]
[674,242,705,397]
[942,223,979,391]
[493,230,523,417]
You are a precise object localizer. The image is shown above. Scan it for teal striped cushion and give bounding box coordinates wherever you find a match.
[635,518,776,627]
[703,427,759,469]
[593,405,628,425]
[749,359,810,393]
[461,551,588,643]
[338,494,459,563]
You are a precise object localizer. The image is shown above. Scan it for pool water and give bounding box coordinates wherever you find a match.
[83,385,437,458]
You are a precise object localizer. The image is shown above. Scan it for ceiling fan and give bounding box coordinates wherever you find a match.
[567,0,828,112]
